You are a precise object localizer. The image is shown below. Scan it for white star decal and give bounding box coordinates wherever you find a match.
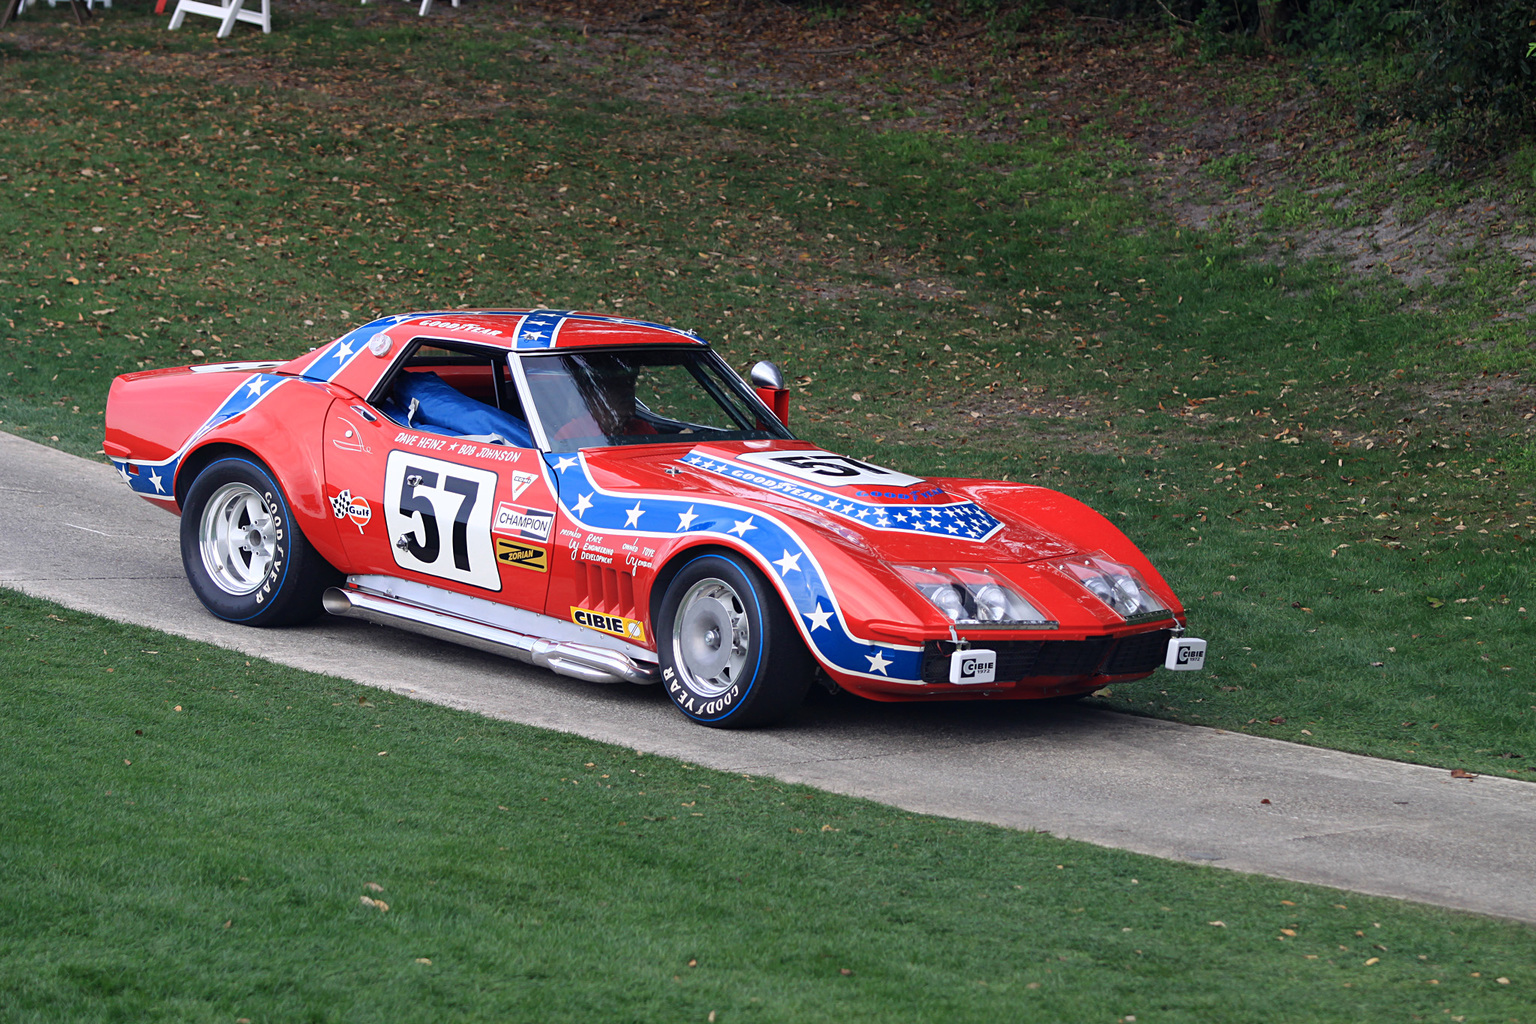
[553,455,579,472]
[865,649,892,675]
[147,469,165,494]
[728,517,756,536]
[115,463,131,484]
[335,340,355,360]
[804,603,833,631]
[677,505,699,530]
[245,377,268,398]
[624,501,645,528]
[773,550,801,576]
[856,508,871,519]
[523,329,547,342]
[573,493,594,515]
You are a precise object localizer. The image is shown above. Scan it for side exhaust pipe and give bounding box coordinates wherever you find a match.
[323,587,657,686]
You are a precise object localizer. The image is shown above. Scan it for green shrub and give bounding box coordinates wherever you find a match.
[1401,0,1536,157]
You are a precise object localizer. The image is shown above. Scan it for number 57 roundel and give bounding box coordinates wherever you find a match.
[383,451,501,592]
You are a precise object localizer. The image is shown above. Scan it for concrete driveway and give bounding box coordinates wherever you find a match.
[2,429,1533,924]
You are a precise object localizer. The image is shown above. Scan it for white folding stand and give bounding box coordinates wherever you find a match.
[360,0,459,17]
[168,0,270,37]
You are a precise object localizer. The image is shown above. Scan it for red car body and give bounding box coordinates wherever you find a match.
[104,310,1200,724]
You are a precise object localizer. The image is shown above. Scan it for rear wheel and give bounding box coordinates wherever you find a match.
[657,553,812,728]
[180,456,338,626]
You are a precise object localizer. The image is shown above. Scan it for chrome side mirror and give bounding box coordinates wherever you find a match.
[749,360,789,428]
[750,360,785,389]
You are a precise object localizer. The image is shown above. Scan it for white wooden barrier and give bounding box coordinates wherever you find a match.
[168,0,270,37]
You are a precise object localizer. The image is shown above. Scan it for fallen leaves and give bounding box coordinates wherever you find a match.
[359,896,390,912]
[1450,768,1477,779]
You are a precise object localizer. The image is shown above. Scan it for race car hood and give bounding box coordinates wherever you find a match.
[576,440,1077,565]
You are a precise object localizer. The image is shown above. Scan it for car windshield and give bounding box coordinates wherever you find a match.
[520,348,794,452]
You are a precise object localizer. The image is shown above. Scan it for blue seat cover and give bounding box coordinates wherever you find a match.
[385,371,532,447]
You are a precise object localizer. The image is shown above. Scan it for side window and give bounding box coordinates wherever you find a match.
[373,340,532,447]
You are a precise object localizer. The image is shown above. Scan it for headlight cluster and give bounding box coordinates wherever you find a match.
[895,566,1052,627]
[1048,554,1169,620]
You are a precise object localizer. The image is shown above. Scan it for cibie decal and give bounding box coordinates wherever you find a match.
[329,489,373,533]
[734,449,924,488]
[572,606,646,643]
[509,469,537,501]
[493,502,555,541]
[494,538,548,572]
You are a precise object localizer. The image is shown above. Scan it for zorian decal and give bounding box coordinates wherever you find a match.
[494,538,548,572]
[493,502,555,541]
[572,606,647,643]
[330,489,373,533]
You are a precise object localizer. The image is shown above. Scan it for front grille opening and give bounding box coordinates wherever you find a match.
[920,629,1171,685]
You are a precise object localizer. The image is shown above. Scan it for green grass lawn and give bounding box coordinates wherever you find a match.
[0,5,1531,778]
[3,589,1534,1022]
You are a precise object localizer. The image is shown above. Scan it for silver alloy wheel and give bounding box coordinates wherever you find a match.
[198,481,276,596]
[671,576,750,698]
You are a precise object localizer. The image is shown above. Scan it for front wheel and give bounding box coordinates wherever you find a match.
[179,456,338,626]
[657,553,812,728]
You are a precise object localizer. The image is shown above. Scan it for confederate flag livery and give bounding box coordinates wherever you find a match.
[104,309,1205,727]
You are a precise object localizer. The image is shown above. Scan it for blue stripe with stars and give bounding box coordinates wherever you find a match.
[112,373,291,499]
[512,310,704,350]
[298,313,427,383]
[544,452,923,685]
[680,451,1004,542]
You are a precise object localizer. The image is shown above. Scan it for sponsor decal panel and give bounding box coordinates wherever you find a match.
[509,470,537,501]
[493,502,556,541]
[735,449,924,488]
[494,538,548,572]
[329,489,373,533]
[571,606,647,643]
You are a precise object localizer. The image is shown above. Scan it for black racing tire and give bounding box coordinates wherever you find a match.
[179,456,339,627]
[657,552,813,728]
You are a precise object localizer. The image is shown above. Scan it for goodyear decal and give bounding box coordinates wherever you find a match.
[112,373,292,499]
[545,452,923,685]
[495,538,548,572]
[572,606,645,642]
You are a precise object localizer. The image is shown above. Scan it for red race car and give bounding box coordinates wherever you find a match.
[104,310,1206,727]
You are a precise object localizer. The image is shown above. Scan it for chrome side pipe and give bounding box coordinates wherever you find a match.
[322,586,658,686]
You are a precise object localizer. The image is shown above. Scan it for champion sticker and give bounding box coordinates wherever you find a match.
[493,502,555,541]
[330,489,372,533]
[571,606,646,643]
[494,538,548,572]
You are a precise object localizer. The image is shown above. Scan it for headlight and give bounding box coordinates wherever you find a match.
[895,566,1052,627]
[1048,553,1169,620]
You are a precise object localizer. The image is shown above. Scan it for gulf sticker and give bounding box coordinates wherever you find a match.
[494,538,548,573]
[571,606,646,643]
[329,489,372,533]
